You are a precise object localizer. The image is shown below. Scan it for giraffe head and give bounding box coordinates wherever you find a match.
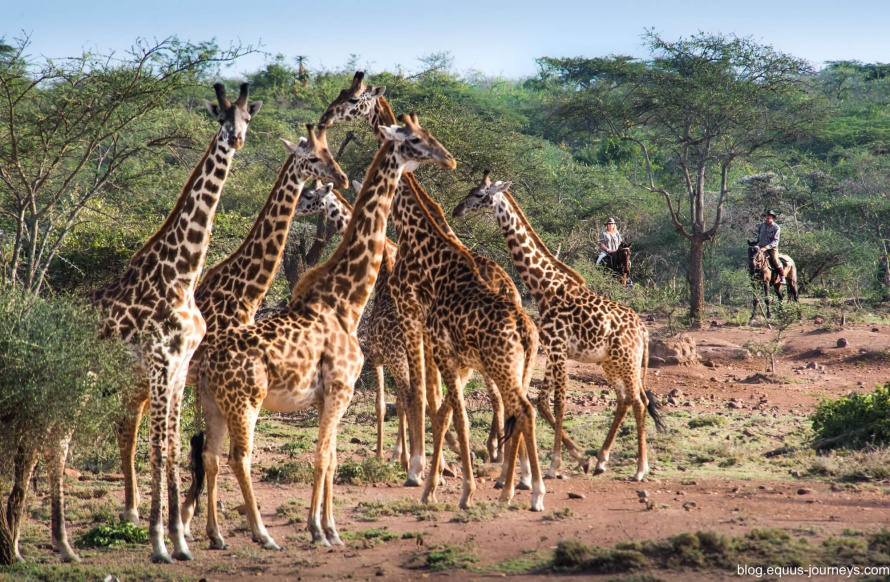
[378,114,456,171]
[318,71,386,128]
[452,171,512,217]
[206,82,263,150]
[294,182,354,231]
[281,124,349,188]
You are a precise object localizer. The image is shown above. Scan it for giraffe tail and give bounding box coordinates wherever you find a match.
[642,329,665,432]
[502,415,517,444]
[184,431,205,514]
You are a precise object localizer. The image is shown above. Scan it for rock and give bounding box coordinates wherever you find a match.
[742,428,756,437]
[235,504,248,515]
[648,356,667,367]
[814,317,824,324]
[669,388,684,398]
[97,474,125,482]
[837,338,848,348]
[64,468,82,480]
[568,492,586,499]
[667,396,679,406]
[797,488,815,496]
[682,501,697,511]
[649,334,699,366]
[709,320,719,327]
[646,314,656,322]
[636,490,650,501]
[384,402,398,421]
[702,358,718,368]
[709,377,718,382]
[805,361,818,369]
[872,327,880,333]
[728,401,743,409]
[349,437,365,445]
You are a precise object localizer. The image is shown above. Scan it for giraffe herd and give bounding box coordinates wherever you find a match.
[18,74,663,564]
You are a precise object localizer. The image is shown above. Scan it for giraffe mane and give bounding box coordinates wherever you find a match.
[200,154,295,285]
[376,96,398,126]
[501,190,586,286]
[291,141,396,301]
[330,187,353,211]
[403,173,480,277]
[130,133,217,263]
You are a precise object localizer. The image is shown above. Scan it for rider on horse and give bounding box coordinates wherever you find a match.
[596,217,622,265]
[757,210,785,284]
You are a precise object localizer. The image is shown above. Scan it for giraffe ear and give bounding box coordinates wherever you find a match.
[368,85,386,98]
[280,137,308,153]
[352,180,363,193]
[247,101,263,116]
[324,182,334,193]
[378,124,404,142]
[493,181,513,193]
[206,102,221,118]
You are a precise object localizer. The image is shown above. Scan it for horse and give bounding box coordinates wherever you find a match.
[747,241,799,318]
[600,243,632,286]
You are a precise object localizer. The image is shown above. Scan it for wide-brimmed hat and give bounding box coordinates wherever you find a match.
[763,210,777,218]
[605,217,617,225]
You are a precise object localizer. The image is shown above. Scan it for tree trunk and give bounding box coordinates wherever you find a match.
[688,237,705,326]
[881,238,890,290]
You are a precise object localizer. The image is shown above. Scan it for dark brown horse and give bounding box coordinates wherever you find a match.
[747,241,799,318]
[601,243,632,286]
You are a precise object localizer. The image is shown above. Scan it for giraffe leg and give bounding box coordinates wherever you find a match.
[481,372,504,464]
[449,368,475,509]
[310,383,353,546]
[535,360,585,473]
[200,396,229,550]
[424,342,460,465]
[402,320,427,487]
[594,384,631,477]
[9,446,39,563]
[421,383,454,506]
[496,428,519,503]
[518,397,546,512]
[390,360,410,468]
[114,387,148,525]
[146,359,174,564]
[46,433,80,563]
[374,365,385,459]
[165,370,193,561]
[516,439,533,490]
[629,380,650,482]
[228,403,278,550]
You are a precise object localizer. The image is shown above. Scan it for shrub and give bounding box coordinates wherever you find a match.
[336,457,405,485]
[77,521,148,548]
[811,383,890,448]
[262,461,315,484]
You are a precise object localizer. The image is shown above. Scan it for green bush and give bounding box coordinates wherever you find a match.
[76,521,148,548]
[811,383,890,448]
[262,461,315,484]
[336,457,405,485]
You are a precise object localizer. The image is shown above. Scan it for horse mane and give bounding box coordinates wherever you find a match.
[403,173,480,277]
[200,154,294,285]
[291,141,395,300]
[501,190,586,286]
[130,132,218,264]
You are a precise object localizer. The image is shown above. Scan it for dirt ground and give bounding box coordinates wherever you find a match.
[6,315,890,581]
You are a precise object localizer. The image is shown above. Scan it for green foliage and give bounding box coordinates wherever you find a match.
[811,383,890,448]
[336,457,405,485]
[420,542,478,572]
[687,416,727,429]
[261,461,315,484]
[76,521,148,548]
[0,289,133,478]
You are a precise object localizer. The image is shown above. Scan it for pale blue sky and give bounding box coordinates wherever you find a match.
[5,0,889,78]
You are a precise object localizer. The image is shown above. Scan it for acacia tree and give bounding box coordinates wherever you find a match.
[0,35,253,293]
[538,31,822,323]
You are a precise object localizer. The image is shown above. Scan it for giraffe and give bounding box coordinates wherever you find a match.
[453,172,665,481]
[86,82,261,563]
[293,180,488,469]
[318,72,521,484]
[194,114,455,550]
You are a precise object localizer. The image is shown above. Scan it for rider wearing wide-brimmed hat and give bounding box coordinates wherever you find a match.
[757,210,784,282]
[596,217,622,265]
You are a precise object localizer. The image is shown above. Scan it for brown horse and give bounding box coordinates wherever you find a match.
[601,243,632,286]
[747,241,799,318]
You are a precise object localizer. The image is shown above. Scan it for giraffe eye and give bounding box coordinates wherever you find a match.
[308,157,320,163]
[408,137,421,144]
[348,98,360,104]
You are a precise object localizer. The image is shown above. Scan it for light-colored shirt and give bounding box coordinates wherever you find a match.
[599,229,622,252]
[757,222,780,249]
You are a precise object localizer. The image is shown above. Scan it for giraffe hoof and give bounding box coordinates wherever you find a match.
[150,552,174,564]
[208,538,227,550]
[516,481,533,491]
[403,477,422,487]
[581,461,593,474]
[61,552,82,563]
[172,550,195,561]
[543,472,557,480]
[493,480,504,490]
[261,540,281,551]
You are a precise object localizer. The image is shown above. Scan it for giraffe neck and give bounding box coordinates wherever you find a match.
[323,195,353,232]
[493,191,586,303]
[196,154,304,332]
[290,141,405,331]
[365,98,459,240]
[130,131,235,292]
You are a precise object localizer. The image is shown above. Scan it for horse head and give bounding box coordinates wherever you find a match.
[747,241,767,277]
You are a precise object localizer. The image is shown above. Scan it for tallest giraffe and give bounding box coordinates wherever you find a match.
[88,83,261,564]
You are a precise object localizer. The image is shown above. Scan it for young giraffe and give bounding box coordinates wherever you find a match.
[86,83,261,563]
[319,72,521,483]
[293,181,492,468]
[114,125,346,532]
[453,172,665,481]
[195,114,455,549]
